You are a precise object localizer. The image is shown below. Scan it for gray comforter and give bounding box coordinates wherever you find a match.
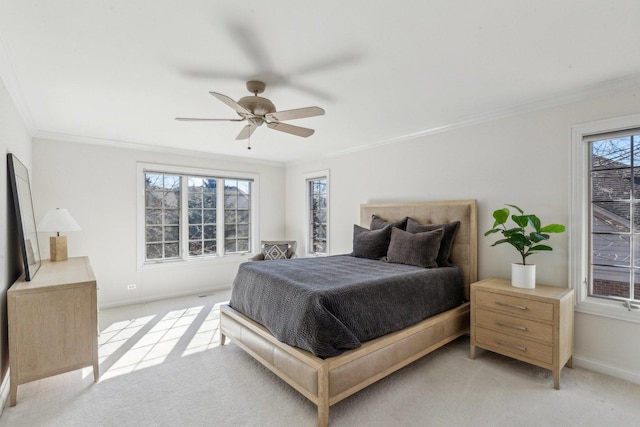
[229,255,464,358]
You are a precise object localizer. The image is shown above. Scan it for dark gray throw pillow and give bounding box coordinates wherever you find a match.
[352,224,392,260]
[262,243,290,260]
[406,218,460,266]
[370,214,408,231]
[386,227,444,268]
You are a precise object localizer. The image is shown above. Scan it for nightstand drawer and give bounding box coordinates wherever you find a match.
[475,326,553,365]
[475,308,553,343]
[475,290,554,322]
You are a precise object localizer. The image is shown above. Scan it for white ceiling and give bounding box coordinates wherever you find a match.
[2,1,640,164]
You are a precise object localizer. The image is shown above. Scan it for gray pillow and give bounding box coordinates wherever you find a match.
[352,224,392,260]
[262,243,290,260]
[386,227,444,268]
[370,214,408,231]
[406,218,460,266]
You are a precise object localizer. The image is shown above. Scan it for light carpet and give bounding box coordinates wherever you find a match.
[1,293,639,426]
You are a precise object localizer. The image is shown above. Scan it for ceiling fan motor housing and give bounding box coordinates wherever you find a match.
[238,96,276,118]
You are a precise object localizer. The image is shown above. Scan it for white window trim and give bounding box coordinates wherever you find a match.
[137,162,260,270]
[303,169,330,257]
[570,113,640,323]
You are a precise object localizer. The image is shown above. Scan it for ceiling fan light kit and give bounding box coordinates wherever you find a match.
[176,80,325,146]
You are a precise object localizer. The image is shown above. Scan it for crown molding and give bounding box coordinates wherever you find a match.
[287,72,640,166]
[33,131,285,168]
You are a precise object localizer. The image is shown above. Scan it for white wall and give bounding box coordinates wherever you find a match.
[32,139,286,308]
[0,76,32,390]
[285,89,640,383]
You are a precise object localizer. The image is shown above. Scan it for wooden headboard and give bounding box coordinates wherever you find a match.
[360,200,478,300]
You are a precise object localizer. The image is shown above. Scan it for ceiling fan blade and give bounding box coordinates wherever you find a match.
[210,92,252,116]
[227,22,274,73]
[175,117,245,122]
[266,107,325,122]
[236,123,258,140]
[292,52,363,76]
[267,122,315,138]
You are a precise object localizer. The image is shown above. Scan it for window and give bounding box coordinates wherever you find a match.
[145,173,181,260]
[570,114,640,321]
[589,132,640,302]
[305,171,329,256]
[187,177,217,257]
[139,163,257,266]
[223,179,251,253]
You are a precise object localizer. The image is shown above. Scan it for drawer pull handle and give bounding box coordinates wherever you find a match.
[496,321,527,331]
[495,339,526,352]
[495,301,527,310]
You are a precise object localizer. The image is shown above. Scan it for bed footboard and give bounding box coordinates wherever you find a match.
[220,302,470,427]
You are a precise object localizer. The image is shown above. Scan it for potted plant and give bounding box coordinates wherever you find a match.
[484,204,565,288]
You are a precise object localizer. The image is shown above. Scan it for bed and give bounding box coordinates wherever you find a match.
[220,200,477,426]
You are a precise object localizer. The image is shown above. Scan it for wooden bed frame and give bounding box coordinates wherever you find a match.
[220,200,477,426]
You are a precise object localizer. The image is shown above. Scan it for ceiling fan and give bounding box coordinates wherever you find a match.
[176,80,325,143]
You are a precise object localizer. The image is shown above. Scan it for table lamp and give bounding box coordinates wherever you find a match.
[37,208,81,261]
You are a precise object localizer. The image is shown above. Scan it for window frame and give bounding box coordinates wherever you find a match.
[570,113,640,323]
[304,170,330,257]
[137,163,259,270]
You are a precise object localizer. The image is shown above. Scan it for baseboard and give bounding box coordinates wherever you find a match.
[98,286,231,310]
[574,354,640,385]
[0,369,10,416]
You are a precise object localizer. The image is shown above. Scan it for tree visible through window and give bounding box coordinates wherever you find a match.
[188,177,217,256]
[308,177,327,254]
[590,131,640,302]
[145,174,181,260]
[224,179,251,253]
[143,169,253,262]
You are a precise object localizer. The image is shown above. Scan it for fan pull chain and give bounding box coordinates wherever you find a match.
[247,134,252,150]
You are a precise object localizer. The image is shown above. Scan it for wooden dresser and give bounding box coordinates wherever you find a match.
[470,277,574,389]
[8,256,99,406]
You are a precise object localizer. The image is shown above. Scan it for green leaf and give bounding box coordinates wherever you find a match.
[505,204,524,214]
[528,215,541,231]
[512,235,531,245]
[529,232,549,242]
[512,215,529,228]
[490,238,509,247]
[503,227,521,236]
[509,233,530,251]
[529,244,552,251]
[509,241,525,252]
[492,208,509,226]
[484,228,502,236]
[540,224,566,233]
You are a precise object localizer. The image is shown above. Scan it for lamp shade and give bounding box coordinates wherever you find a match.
[38,208,81,234]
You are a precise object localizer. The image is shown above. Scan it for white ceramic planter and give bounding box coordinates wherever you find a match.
[511,263,536,289]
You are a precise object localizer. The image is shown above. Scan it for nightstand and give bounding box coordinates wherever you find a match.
[470,277,574,389]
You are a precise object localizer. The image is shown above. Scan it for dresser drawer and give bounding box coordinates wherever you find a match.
[475,290,554,322]
[475,326,553,365]
[475,308,553,343]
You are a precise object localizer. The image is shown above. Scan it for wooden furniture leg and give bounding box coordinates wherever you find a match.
[9,371,17,407]
[566,355,573,368]
[317,365,329,427]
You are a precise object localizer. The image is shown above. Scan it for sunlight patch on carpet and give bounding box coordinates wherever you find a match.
[96,303,222,380]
